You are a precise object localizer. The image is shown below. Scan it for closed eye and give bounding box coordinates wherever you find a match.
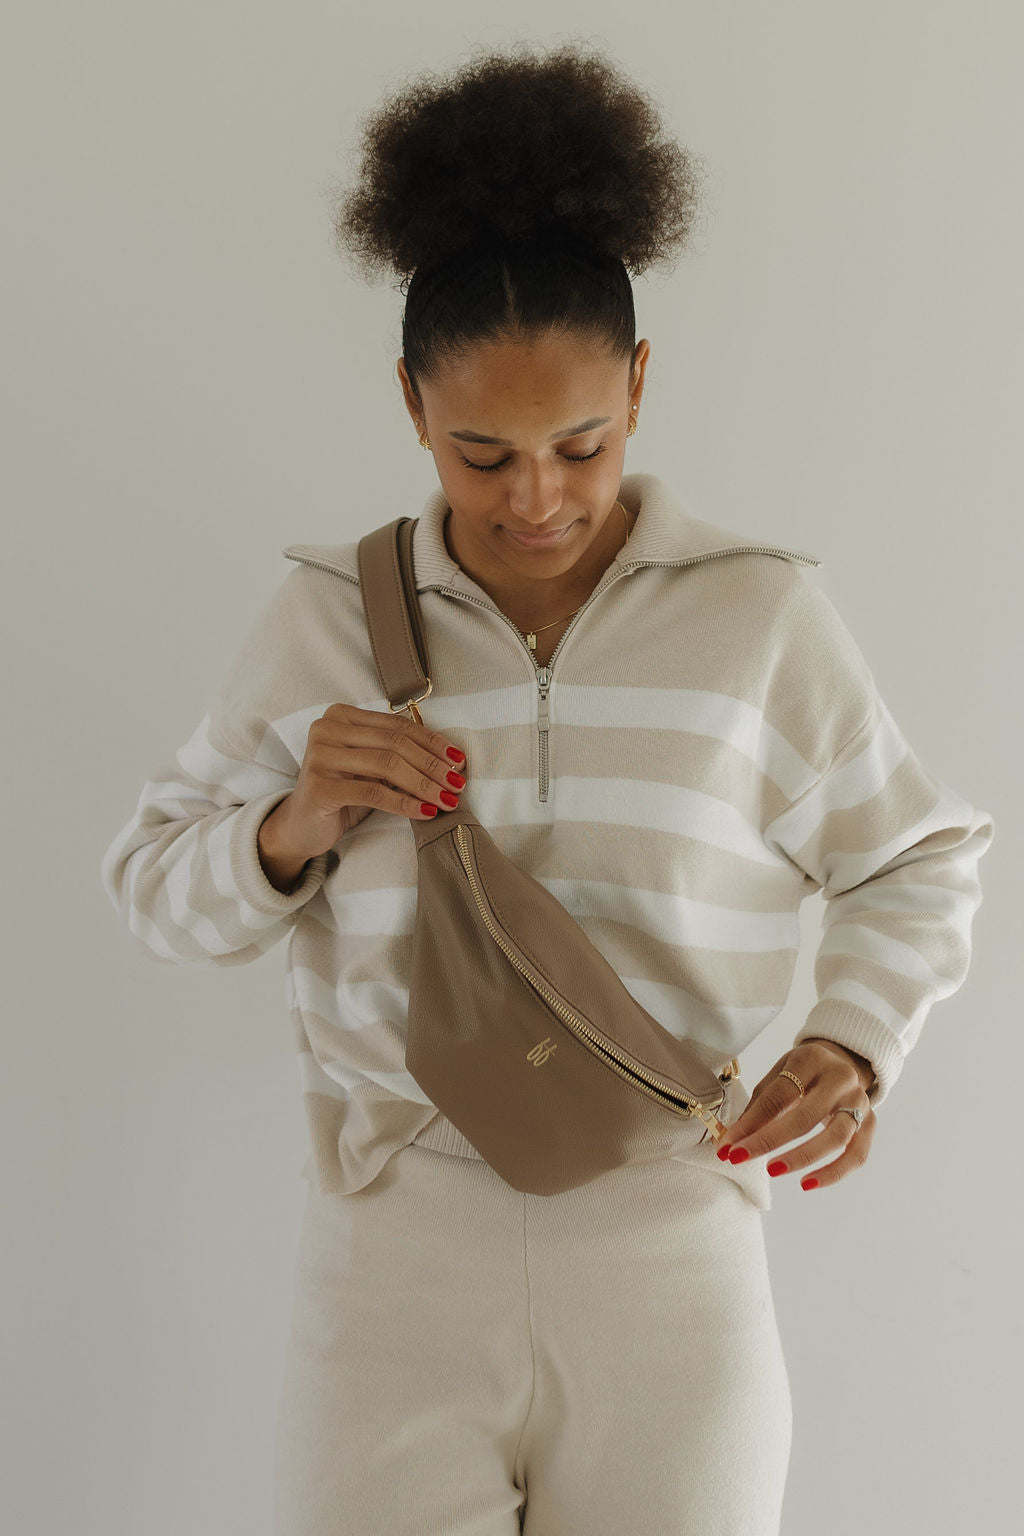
[458,444,606,474]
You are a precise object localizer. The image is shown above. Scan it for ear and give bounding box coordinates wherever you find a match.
[395,358,422,423]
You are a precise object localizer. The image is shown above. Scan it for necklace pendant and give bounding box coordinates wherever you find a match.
[526,632,537,650]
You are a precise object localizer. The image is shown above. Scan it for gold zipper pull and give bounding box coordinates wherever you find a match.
[691,1103,727,1142]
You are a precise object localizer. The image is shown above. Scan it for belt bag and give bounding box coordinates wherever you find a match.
[357,516,741,1196]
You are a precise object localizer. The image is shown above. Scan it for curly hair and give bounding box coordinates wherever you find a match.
[329,39,706,397]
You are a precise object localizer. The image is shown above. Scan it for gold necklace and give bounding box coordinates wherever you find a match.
[522,500,633,652]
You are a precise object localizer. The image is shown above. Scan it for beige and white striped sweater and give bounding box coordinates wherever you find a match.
[100,472,994,1199]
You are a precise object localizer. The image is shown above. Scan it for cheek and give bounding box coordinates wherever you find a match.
[594,454,625,497]
[437,475,493,537]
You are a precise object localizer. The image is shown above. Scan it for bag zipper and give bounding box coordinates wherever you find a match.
[453,822,726,1139]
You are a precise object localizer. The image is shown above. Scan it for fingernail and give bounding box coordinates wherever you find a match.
[419,802,438,817]
[717,1144,732,1161]
[801,1176,820,1191]
[728,1147,749,1163]
[446,747,465,762]
[446,770,467,788]
[767,1160,788,1177]
[439,790,459,807]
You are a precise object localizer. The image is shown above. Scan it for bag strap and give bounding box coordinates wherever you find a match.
[356,517,433,724]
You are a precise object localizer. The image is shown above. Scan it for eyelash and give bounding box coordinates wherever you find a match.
[458,444,607,474]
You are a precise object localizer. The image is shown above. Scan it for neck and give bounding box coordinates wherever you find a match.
[448,498,635,625]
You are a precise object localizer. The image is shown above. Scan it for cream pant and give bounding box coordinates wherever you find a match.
[273,1103,792,1536]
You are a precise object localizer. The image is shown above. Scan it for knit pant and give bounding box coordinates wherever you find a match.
[273,1098,792,1536]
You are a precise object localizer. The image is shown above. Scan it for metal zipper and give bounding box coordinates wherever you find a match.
[454,822,726,1136]
[537,667,551,801]
[433,586,557,800]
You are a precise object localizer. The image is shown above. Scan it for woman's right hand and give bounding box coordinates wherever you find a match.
[265,703,468,864]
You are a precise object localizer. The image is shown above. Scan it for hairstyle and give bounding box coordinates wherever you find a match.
[330,40,706,401]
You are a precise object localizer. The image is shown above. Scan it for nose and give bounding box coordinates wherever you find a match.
[506,463,565,527]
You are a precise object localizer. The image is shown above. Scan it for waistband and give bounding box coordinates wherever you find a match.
[406,1082,770,1211]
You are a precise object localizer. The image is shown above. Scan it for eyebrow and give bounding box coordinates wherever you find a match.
[448,416,612,446]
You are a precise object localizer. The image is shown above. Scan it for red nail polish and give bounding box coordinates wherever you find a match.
[446,770,466,788]
[446,747,465,762]
[767,1160,788,1177]
[801,1176,819,1190]
[717,1144,732,1161]
[728,1147,749,1163]
[439,790,459,807]
[419,802,438,817]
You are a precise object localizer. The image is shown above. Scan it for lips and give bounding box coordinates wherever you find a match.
[503,522,574,548]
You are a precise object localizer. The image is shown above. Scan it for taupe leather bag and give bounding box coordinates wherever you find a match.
[357,516,741,1196]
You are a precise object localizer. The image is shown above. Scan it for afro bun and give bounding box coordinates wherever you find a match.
[331,40,706,283]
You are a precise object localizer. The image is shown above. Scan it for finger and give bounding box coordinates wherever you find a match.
[318,710,467,790]
[777,1111,876,1191]
[717,1074,813,1158]
[349,723,466,796]
[316,734,464,812]
[347,706,467,774]
[786,1118,872,1185]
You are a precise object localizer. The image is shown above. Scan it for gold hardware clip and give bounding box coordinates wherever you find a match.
[388,678,432,725]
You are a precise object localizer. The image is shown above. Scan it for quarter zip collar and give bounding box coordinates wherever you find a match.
[282,471,822,585]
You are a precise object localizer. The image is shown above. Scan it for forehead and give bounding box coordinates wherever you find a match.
[424,332,625,425]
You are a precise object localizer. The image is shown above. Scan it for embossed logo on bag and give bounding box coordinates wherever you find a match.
[527,1037,557,1067]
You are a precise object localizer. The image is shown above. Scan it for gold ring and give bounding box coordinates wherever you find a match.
[778,1069,805,1096]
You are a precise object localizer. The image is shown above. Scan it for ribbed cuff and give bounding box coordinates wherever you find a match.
[793,1001,907,1109]
[228,789,334,915]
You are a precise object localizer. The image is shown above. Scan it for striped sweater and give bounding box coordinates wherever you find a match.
[100,472,995,1201]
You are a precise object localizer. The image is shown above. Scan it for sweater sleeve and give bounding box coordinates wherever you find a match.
[99,569,339,966]
[761,587,995,1110]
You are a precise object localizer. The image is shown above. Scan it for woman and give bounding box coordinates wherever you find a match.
[101,42,994,1536]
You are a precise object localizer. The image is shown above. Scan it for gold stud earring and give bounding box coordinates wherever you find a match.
[418,421,431,451]
[627,403,639,438]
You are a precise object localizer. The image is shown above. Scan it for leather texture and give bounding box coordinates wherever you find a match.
[356,516,740,1195]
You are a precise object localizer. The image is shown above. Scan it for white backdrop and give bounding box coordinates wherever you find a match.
[3,4,1017,1532]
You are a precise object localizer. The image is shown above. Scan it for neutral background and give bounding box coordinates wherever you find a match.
[3,4,1018,1533]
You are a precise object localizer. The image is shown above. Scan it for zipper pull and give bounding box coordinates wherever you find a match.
[537,666,551,730]
[693,1104,727,1142]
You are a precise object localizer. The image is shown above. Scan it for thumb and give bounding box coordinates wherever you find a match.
[717,1070,783,1144]
[716,1074,749,1134]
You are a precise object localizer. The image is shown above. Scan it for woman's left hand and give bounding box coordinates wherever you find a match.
[716,1038,878,1191]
